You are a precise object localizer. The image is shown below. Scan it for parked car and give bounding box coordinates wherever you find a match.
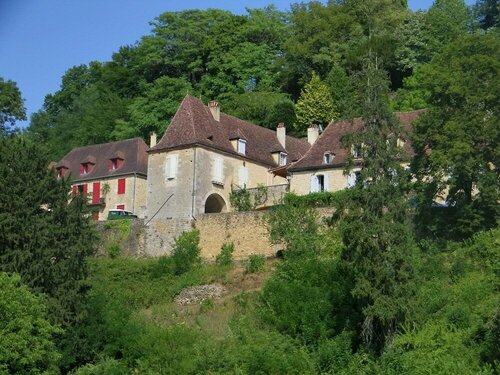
[107,209,137,220]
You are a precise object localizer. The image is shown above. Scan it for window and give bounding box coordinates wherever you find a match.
[323,152,334,164]
[239,166,248,187]
[212,157,224,185]
[279,152,288,166]
[117,178,126,195]
[310,174,329,192]
[116,204,125,210]
[92,182,101,204]
[80,163,93,174]
[77,184,88,197]
[347,171,361,188]
[237,139,246,155]
[165,155,178,180]
[351,145,363,159]
[108,158,123,171]
[56,167,67,178]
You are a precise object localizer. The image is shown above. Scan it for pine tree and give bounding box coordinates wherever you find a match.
[0,135,97,327]
[294,72,337,134]
[335,55,418,353]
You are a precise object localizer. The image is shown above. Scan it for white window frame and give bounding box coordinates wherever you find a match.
[323,152,333,164]
[279,152,288,166]
[212,156,224,185]
[165,154,178,180]
[237,139,246,155]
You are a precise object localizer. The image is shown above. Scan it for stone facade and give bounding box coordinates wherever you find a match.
[84,175,147,220]
[146,146,288,221]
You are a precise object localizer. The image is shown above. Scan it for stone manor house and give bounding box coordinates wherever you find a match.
[58,95,421,223]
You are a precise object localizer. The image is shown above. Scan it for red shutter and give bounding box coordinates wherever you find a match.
[88,163,93,173]
[82,184,88,196]
[72,185,78,197]
[116,204,125,210]
[108,160,113,170]
[92,182,100,204]
[117,178,126,195]
[79,165,84,174]
[117,159,123,168]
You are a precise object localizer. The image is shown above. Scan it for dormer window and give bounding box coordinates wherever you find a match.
[279,152,288,166]
[56,166,68,178]
[351,144,364,159]
[80,162,93,174]
[323,152,334,164]
[237,139,246,155]
[108,157,123,171]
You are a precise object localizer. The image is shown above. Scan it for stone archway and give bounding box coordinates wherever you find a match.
[204,193,227,213]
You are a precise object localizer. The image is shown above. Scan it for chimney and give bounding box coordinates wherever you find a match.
[150,132,157,147]
[307,125,319,145]
[276,122,286,149]
[208,100,220,122]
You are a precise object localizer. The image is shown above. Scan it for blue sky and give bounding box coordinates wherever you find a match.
[0,0,469,128]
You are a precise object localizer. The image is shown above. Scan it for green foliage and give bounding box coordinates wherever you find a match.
[283,190,351,208]
[294,72,337,134]
[336,55,420,353]
[0,136,97,327]
[412,35,500,239]
[170,229,202,275]
[245,255,266,273]
[105,241,121,259]
[0,272,61,374]
[71,358,128,375]
[223,91,296,129]
[215,242,234,267]
[230,184,268,211]
[0,77,26,134]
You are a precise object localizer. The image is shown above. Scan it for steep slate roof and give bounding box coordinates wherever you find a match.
[150,95,310,167]
[289,110,424,172]
[57,138,149,182]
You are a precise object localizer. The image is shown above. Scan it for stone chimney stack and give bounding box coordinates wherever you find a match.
[307,125,319,145]
[150,132,157,147]
[276,123,286,149]
[208,100,220,122]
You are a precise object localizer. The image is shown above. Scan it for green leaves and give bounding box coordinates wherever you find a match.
[294,72,337,134]
[0,77,26,134]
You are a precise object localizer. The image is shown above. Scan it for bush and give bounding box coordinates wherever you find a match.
[245,255,265,273]
[106,241,121,259]
[216,242,234,266]
[171,229,201,275]
[283,191,350,208]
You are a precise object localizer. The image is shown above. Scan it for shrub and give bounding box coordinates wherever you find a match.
[245,255,265,273]
[216,242,234,266]
[171,229,201,275]
[283,190,350,208]
[106,241,121,259]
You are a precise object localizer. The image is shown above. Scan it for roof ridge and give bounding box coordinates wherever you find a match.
[69,137,144,152]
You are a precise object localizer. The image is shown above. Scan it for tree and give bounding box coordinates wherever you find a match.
[294,72,337,134]
[0,77,26,134]
[412,35,500,238]
[0,136,97,326]
[422,0,471,61]
[473,0,499,31]
[325,65,360,119]
[335,55,419,353]
[0,272,61,374]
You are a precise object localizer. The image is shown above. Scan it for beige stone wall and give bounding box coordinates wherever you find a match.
[195,211,279,261]
[289,168,351,195]
[77,175,147,220]
[146,146,289,220]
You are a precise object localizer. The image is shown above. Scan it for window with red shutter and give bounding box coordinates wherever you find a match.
[92,182,101,204]
[117,179,126,195]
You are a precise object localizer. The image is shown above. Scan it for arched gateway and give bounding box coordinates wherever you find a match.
[204,193,227,213]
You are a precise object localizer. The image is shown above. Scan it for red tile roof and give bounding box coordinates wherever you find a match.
[150,95,310,167]
[289,110,424,172]
[57,138,148,182]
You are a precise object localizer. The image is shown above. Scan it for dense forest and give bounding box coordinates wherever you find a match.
[0,0,499,374]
